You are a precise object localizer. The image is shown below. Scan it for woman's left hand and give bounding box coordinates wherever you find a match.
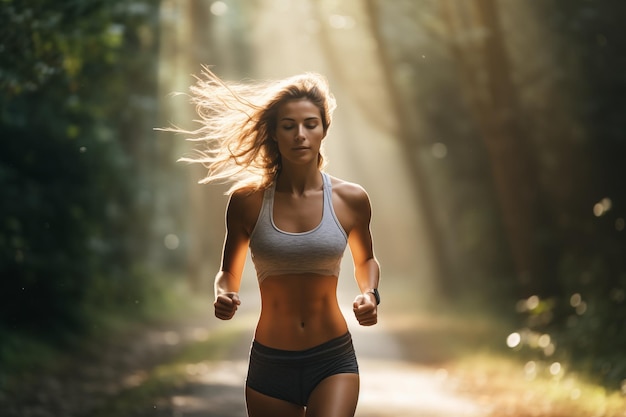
[352,293,378,326]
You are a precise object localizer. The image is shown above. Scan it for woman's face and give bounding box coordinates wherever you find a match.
[274,98,325,167]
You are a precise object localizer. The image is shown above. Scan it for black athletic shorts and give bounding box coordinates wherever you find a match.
[246,332,359,406]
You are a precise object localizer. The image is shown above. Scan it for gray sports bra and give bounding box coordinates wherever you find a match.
[249,172,348,283]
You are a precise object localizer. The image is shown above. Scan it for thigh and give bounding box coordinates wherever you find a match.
[305,373,359,417]
[246,386,305,417]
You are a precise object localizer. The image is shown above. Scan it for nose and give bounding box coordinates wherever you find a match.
[295,125,306,140]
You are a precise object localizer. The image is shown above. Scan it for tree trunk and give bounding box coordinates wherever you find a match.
[440,0,556,296]
[359,0,452,296]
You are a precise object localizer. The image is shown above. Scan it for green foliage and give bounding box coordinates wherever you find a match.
[0,0,162,349]
[492,0,626,390]
[539,0,626,389]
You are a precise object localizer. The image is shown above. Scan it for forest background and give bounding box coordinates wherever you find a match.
[1,0,625,401]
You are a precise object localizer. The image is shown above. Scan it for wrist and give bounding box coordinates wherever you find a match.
[365,288,380,305]
[216,290,238,298]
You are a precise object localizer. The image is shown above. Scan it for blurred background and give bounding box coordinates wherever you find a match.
[1,0,626,402]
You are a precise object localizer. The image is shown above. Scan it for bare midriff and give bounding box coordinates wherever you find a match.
[254,273,348,351]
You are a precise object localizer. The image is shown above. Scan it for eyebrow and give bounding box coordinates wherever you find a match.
[280,116,320,121]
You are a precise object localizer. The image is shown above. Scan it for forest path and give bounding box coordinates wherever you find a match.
[5,288,617,417]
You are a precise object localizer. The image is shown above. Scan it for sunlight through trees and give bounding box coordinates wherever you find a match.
[2,1,626,415]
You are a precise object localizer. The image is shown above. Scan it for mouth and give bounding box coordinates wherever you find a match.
[292,146,309,151]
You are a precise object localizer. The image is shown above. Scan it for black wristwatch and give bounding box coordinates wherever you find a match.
[367,288,381,305]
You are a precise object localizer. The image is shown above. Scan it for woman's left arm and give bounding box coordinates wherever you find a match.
[345,184,380,326]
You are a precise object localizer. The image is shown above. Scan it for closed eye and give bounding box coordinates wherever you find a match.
[280,124,319,130]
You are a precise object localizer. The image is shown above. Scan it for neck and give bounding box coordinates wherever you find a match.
[276,166,323,196]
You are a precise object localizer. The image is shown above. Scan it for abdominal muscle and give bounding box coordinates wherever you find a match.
[254,273,348,351]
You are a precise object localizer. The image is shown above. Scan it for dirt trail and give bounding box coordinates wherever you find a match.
[351,320,487,417]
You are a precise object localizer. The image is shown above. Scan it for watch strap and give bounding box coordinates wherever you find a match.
[367,288,381,305]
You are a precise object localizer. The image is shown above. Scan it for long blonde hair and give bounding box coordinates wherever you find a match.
[173,67,337,194]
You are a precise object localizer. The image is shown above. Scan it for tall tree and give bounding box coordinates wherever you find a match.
[440,0,556,296]
[353,0,452,295]
[157,0,255,290]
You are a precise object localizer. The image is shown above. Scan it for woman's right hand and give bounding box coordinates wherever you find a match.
[214,292,241,320]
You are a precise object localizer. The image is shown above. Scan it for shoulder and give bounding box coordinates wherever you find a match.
[230,185,264,207]
[227,186,265,232]
[328,175,372,214]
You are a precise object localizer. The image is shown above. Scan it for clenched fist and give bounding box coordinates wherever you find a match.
[214,292,241,320]
[353,293,378,326]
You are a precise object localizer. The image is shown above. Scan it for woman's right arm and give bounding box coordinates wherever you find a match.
[213,191,254,320]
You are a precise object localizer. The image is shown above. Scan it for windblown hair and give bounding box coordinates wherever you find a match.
[173,67,337,194]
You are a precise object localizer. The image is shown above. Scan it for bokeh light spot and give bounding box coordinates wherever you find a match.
[538,334,551,348]
[328,14,355,29]
[593,197,612,217]
[164,233,180,250]
[210,1,228,16]
[526,295,540,310]
[549,362,561,376]
[524,361,536,381]
[570,293,582,307]
[163,331,180,345]
[506,332,521,348]
[431,142,448,159]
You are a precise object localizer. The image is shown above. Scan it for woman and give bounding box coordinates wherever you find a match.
[179,67,380,417]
